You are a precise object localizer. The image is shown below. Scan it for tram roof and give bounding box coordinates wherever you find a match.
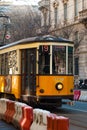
[0,35,73,49]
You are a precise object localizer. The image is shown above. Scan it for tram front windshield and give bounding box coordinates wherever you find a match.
[39,45,73,75]
[52,46,66,74]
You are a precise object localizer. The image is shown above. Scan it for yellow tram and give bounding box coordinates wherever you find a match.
[0,35,74,107]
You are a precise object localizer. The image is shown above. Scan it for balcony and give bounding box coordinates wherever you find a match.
[0,1,12,5]
[79,9,87,28]
[38,0,49,10]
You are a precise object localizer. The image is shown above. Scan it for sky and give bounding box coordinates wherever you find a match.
[4,0,40,5]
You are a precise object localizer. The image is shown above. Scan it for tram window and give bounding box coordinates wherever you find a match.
[75,57,79,75]
[68,47,73,74]
[30,53,34,74]
[0,53,10,75]
[52,46,66,74]
[39,46,50,74]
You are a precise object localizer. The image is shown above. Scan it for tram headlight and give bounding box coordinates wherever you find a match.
[55,82,63,90]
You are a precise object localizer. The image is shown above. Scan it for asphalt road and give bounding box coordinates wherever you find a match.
[0,100,87,130]
[55,101,87,130]
[0,120,18,130]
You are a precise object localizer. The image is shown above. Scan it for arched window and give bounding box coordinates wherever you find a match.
[53,0,59,27]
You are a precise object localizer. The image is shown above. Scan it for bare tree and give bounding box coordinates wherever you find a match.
[52,24,87,51]
[0,5,41,44]
[59,25,74,39]
[0,5,11,44]
[7,5,41,43]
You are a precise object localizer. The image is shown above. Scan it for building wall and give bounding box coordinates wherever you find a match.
[39,0,87,81]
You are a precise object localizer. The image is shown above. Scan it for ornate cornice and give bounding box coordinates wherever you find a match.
[62,0,68,4]
[42,8,48,14]
[53,0,59,8]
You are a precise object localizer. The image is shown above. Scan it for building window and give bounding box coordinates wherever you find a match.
[44,12,47,26]
[42,8,47,27]
[74,0,78,17]
[54,7,58,27]
[74,31,79,49]
[74,31,79,45]
[64,3,67,21]
[82,0,87,10]
[75,31,79,42]
[75,57,79,75]
[82,0,85,9]
[53,0,59,27]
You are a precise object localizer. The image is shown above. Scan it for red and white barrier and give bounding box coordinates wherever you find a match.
[4,100,15,123]
[56,116,69,130]
[0,98,70,130]
[8,101,15,123]
[37,110,50,130]
[47,113,56,130]
[30,109,43,130]
[12,102,27,128]
[79,90,87,101]
[74,89,87,101]
[0,98,9,120]
[47,113,69,130]
[74,90,81,101]
[20,106,33,130]
[30,108,50,130]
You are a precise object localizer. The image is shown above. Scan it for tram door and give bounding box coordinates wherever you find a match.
[21,48,36,96]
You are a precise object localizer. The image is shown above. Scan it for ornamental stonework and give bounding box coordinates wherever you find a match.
[8,50,17,74]
[62,0,68,4]
[53,0,59,8]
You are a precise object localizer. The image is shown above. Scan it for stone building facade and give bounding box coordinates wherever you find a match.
[38,0,87,82]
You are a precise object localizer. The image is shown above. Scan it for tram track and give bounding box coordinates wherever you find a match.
[70,119,87,129]
[51,105,87,130]
[58,113,87,130]
[60,113,87,129]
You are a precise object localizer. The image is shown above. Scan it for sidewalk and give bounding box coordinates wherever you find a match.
[0,120,18,130]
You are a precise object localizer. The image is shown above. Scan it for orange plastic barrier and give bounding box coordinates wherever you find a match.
[56,116,69,130]
[30,108,42,130]
[47,114,56,130]
[4,101,11,122]
[7,101,15,123]
[20,106,33,130]
[79,90,87,101]
[30,108,50,130]
[0,98,8,120]
[74,90,81,100]
[12,102,27,128]
[0,99,70,130]
[4,100,15,122]
[47,113,69,130]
